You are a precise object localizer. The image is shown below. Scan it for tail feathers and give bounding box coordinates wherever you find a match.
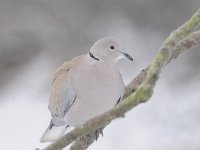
[40,122,69,143]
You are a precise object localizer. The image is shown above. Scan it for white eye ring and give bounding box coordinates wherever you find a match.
[110,45,115,50]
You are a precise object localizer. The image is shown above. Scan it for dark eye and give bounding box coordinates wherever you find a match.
[110,45,115,50]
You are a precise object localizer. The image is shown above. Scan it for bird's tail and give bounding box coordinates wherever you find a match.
[40,121,69,143]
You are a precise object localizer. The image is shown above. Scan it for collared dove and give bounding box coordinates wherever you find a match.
[40,36,133,142]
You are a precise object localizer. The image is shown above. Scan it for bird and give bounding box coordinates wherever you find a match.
[40,36,133,142]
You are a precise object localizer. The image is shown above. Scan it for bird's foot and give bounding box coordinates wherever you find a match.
[95,128,103,141]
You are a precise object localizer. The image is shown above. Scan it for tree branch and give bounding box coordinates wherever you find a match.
[40,8,200,150]
[169,30,200,61]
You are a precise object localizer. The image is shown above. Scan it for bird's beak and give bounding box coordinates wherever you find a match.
[118,51,133,61]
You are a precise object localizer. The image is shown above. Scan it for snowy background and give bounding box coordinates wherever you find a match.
[0,0,200,149]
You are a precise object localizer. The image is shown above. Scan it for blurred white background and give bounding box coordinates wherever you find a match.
[0,0,200,149]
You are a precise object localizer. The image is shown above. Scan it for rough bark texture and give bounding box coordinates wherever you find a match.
[39,8,200,150]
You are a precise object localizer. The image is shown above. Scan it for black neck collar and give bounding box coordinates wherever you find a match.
[89,52,100,61]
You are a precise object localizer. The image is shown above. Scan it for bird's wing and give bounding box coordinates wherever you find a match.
[48,60,77,124]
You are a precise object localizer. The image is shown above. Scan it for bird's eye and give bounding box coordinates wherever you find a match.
[110,45,115,50]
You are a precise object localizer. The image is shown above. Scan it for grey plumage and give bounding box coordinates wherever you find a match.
[40,36,133,142]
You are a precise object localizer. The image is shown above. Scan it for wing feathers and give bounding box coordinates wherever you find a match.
[48,61,76,120]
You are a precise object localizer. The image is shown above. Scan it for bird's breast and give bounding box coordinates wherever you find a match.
[72,62,124,98]
[65,62,124,126]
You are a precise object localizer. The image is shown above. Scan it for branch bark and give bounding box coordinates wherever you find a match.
[40,8,200,150]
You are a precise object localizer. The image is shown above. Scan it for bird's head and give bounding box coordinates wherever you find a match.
[89,36,133,62]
